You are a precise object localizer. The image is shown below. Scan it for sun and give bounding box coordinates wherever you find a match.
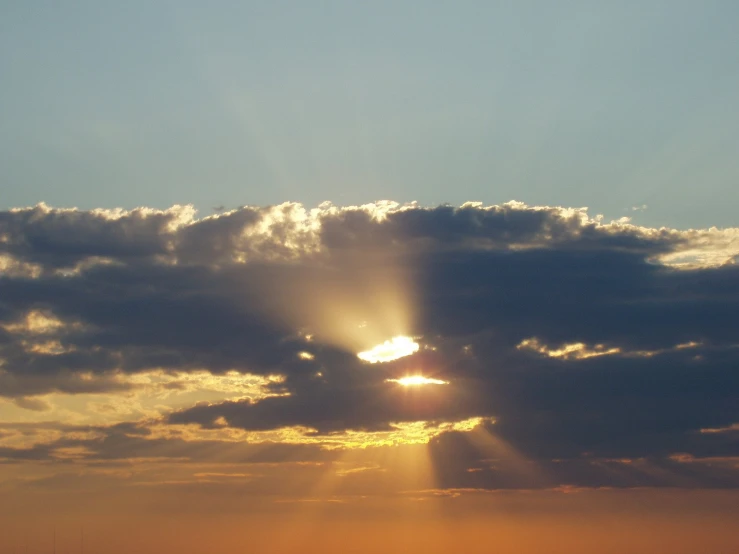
[386,376,448,386]
[357,336,420,363]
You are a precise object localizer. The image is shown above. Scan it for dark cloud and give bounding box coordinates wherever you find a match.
[0,204,181,269]
[1,201,738,489]
[428,420,739,490]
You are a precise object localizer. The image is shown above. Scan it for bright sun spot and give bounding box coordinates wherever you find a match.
[387,376,448,386]
[357,336,420,363]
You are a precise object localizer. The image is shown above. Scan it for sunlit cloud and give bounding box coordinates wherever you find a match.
[357,336,420,363]
[0,370,282,428]
[386,376,448,386]
[517,337,703,360]
[1,310,66,334]
[516,338,621,359]
[1,200,739,496]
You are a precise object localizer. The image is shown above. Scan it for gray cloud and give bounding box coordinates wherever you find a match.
[1,201,738,489]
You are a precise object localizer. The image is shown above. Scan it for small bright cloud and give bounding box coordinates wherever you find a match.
[357,336,420,363]
[386,376,448,386]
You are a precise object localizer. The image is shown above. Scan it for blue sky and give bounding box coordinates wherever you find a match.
[2,0,738,228]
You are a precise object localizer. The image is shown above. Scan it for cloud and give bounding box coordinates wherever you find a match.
[11,396,51,411]
[1,201,738,489]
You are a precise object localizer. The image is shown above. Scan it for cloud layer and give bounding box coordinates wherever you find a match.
[1,201,738,491]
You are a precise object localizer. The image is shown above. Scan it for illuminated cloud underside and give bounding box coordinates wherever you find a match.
[386,376,448,386]
[517,337,704,360]
[357,336,420,363]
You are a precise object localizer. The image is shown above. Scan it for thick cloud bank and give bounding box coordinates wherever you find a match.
[1,201,738,490]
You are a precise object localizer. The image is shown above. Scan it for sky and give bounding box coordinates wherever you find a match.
[2,1,739,228]
[2,3,739,554]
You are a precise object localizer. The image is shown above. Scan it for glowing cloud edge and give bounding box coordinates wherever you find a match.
[386,376,448,386]
[357,336,420,363]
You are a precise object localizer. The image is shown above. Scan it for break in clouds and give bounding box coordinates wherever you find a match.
[1,201,738,491]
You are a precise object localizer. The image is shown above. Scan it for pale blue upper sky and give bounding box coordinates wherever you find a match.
[2,0,738,228]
